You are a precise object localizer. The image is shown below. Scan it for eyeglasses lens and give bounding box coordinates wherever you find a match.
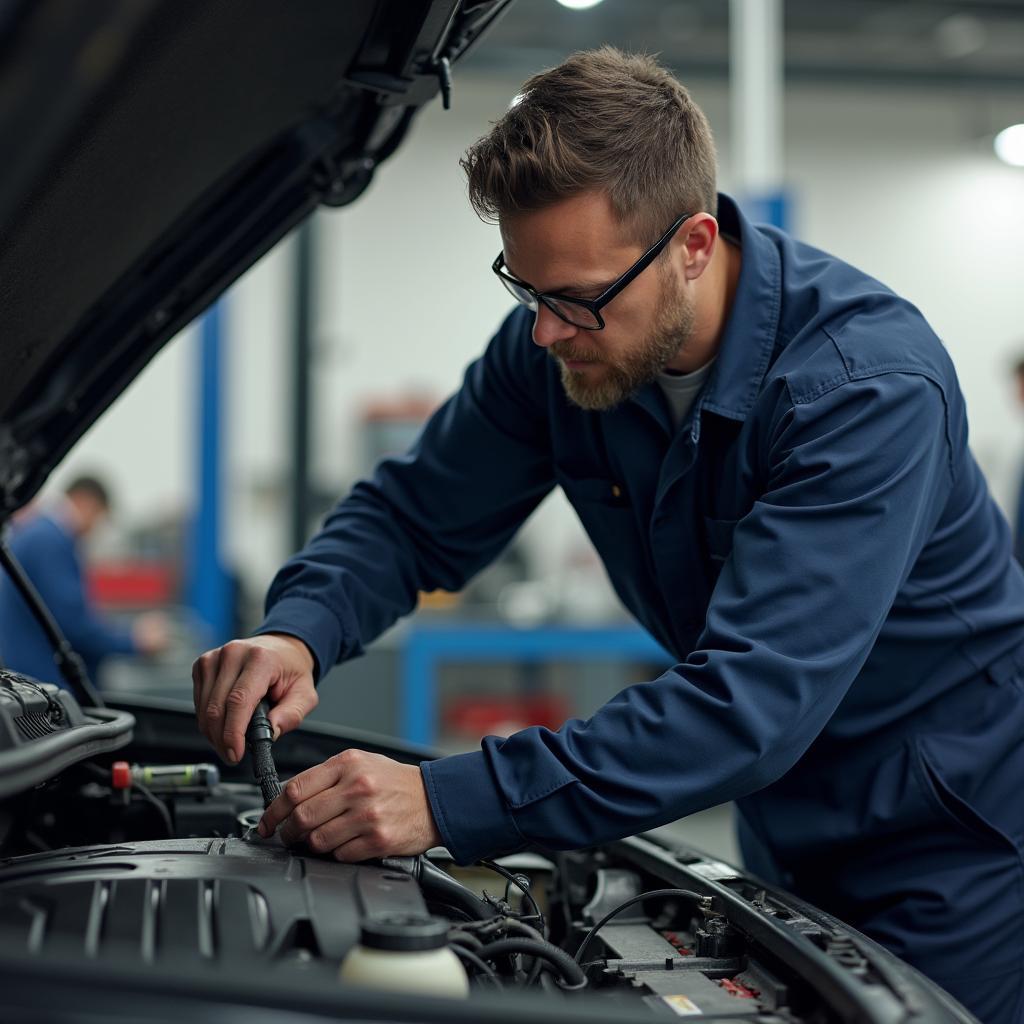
[499,276,538,312]
[498,271,601,329]
[543,296,601,329]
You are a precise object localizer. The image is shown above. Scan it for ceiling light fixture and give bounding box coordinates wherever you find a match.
[994,124,1024,167]
[556,0,605,9]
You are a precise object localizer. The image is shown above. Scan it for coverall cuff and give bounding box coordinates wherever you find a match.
[420,750,526,866]
[113,627,137,656]
[253,596,341,684]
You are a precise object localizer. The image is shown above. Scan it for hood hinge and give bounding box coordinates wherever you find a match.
[0,425,33,516]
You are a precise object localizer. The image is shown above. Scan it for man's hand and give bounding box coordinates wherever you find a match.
[257,749,442,861]
[192,633,317,765]
[133,612,170,656]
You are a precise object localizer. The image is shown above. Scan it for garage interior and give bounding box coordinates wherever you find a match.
[16,0,1024,868]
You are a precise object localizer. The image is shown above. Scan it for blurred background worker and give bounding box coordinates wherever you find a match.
[1014,355,1024,564]
[0,475,169,687]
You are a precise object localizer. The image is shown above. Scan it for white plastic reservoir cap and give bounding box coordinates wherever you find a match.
[339,914,469,998]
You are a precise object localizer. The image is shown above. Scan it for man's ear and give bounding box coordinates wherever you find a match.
[676,213,719,281]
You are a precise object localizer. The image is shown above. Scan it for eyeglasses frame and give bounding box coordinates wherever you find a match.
[491,211,694,331]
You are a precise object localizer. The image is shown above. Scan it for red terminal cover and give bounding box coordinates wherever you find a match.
[111,761,132,790]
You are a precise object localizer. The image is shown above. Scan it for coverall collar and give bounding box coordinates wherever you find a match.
[628,192,782,427]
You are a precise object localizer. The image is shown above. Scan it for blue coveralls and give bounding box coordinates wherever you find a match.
[259,194,1024,1021]
[1014,469,1024,565]
[0,511,135,685]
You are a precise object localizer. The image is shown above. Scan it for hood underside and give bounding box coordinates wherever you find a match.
[0,0,509,513]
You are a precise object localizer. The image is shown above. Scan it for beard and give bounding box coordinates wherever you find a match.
[550,274,696,412]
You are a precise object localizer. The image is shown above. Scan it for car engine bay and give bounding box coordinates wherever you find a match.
[0,671,973,1023]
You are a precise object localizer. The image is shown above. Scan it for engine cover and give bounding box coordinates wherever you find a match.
[0,671,134,798]
[0,837,428,972]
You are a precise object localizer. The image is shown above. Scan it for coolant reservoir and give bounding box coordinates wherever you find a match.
[339,913,469,998]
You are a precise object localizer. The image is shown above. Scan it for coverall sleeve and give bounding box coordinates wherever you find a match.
[421,371,956,864]
[43,541,136,661]
[255,309,555,678]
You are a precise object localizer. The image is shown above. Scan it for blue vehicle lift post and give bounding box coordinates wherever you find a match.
[187,301,232,646]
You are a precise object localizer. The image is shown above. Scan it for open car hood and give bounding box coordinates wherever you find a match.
[0,0,510,514]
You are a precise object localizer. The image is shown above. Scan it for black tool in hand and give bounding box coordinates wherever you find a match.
[246,699,282,808]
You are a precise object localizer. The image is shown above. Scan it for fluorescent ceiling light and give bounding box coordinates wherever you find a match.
[994,124,1024,167]
[556,0,605,9]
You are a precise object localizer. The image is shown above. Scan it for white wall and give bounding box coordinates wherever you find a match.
[51,69,1024,606]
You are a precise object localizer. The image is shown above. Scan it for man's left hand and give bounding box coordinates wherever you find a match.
[257,749,442,861]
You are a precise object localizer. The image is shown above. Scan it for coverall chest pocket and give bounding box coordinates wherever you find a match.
[557,474,631,508]
[556,474,641,567]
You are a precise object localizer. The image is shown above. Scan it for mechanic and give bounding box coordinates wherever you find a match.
[1012,354,1024,564]
[194,49,1024,1022]
[0,475,169,685]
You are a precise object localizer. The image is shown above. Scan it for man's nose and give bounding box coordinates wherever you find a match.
[532,304,579,349]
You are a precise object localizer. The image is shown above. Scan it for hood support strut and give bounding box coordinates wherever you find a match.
[0,539,103,708]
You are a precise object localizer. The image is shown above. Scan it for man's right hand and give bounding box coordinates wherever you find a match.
[192,633,318,765]
[133,612,171,656]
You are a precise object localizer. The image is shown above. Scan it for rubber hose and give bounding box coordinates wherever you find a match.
[448,931,485,952]
[417,857,495,921]
[451,945,502,987]
[475,937,586,988]
[495,918,546,985]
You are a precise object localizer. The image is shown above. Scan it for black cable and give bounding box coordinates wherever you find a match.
[526,956,544,987]
[246,700,282,807]
[536,969,588,995]
[493,917,547,986]
[447,930,485,952]
[0,539,103,707]
[448,913,551,987]
[83,761,173,838]
[133,781,174,838]
[80,762,112,789]
[554,853,576,941]
[449,917,506,940]
[572,887,703,965]
[478,858,546,936]
[539,970,560,995]
[499,918,545,943]
[475,937,586,989]
[449,944,503,988]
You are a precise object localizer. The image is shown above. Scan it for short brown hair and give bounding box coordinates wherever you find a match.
[66,475,111,511]
[462,47,718,246]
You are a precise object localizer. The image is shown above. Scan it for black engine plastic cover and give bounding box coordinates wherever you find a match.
[0,838,428,972]
[0,671,134,798]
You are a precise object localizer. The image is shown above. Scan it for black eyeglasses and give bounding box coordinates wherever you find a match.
[492,212,693,330]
